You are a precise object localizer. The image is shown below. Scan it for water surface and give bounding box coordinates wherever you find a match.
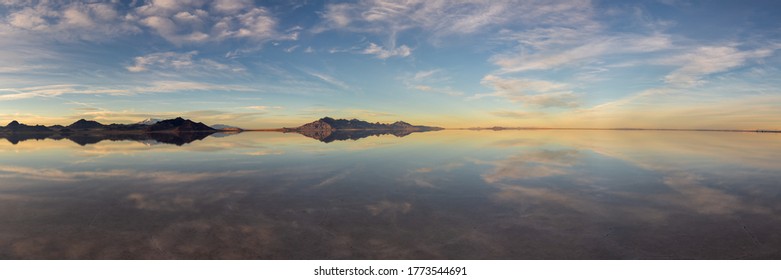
[1,130,780,259]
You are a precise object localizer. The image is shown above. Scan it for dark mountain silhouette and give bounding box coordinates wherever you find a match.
[66,119,105,130]
[1,120,53,133]
[0,117,219,145]
[148,117,215,132]
[287,117,442,142]
[59,117,215,132]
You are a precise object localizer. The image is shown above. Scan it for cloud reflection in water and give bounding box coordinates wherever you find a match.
[0,130,780,259]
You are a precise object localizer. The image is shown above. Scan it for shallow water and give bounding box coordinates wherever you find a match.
[1,130,780,259]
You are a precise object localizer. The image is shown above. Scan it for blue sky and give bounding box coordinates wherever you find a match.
[0,0,780,129]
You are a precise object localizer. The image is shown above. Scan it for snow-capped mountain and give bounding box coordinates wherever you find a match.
[136,118,162,125]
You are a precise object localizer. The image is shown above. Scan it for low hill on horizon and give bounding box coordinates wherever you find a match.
[211,124,243,131]
[290,117,443,132]
[285,117,443,142]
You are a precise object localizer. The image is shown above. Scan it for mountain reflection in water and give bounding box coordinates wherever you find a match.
[1,131,216,146]
[0,130,780,259]
[293,129,418,143]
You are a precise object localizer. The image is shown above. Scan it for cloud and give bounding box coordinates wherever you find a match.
[0,165,255,184]
[3,2,140,41]
[318,0,594,38]
[492,33,672,73]
[307,71,351,90]
[480,149,581,183]
[66,109,266,126]
[244,150,285,156]
[316,1,594,59]
[661,46,776,86]
[345,109,396,118]
[578,91,781,130]
[138,81,255,93]
[402,69,464,96]
[126,51,245,73]
[362,43,411,59]
[314,170,352,187]
[491,111,544,119]
[477,75,580,108]
[244,105,283,111]
[0,81,255,101]
[245,106,268,110]
[137,3,280,44]
[0,1,287,45]
[211,0,253,14]
[413,85,464,97]
[321,3,353,28]
[0,84,125,101]
[413,69,439,81]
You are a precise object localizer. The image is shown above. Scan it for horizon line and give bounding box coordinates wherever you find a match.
[3,117,779,133]
[243,127,781,133]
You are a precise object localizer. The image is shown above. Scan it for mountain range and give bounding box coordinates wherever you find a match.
[0,117,219,146]
[0,117,441,145]
[0,117,217,134]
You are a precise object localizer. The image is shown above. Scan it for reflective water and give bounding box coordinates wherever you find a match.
[1,130,780,259]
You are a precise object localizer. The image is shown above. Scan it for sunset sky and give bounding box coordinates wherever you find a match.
[1,0,780,129]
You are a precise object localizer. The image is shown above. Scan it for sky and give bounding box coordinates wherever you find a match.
[0,0,780,129]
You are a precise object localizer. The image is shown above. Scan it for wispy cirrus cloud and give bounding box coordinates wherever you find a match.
[475,75,580,108]
[63,108,267,125]
[0,81,255,101]
[362,43,411,59]
[317,0,594,59]
[306,71,351,90]
[660,45,776,86]
[492,33,672,73]
[0,165,256,184]
[243,105,284,111]
[317,0,593,38]
[402,69,464,97]
[491,111,545,119]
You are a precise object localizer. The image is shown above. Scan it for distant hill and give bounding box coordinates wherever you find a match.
[147,117,215,132]
[294,117,442,132]
[1,120,52,133]
[288,117,442,142]
[211,124,243,131]
[66,119,105,130]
